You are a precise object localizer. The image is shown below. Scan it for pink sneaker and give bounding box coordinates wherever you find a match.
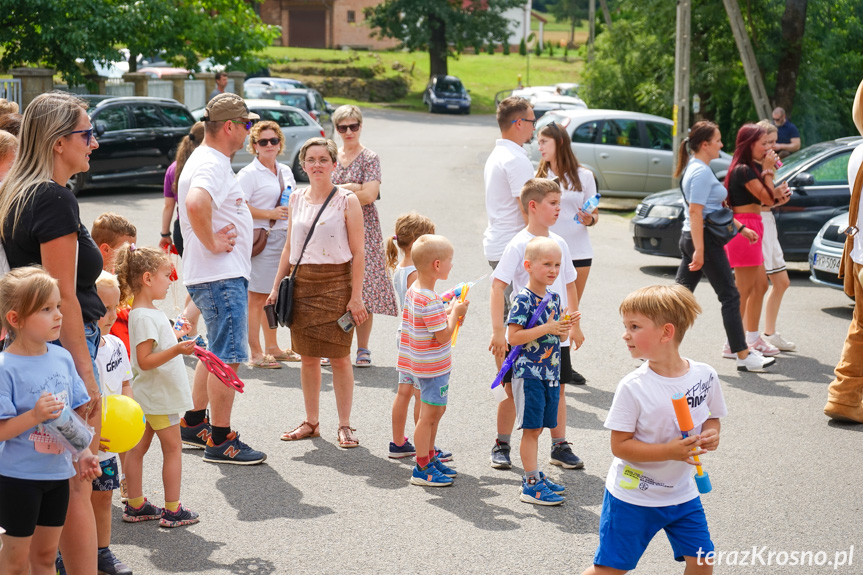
[750,336,780,357]
[721,342,737,359]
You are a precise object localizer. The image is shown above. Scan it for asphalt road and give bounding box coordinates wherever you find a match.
[77,109,862,575]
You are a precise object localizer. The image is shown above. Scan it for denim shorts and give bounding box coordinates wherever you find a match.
[403,373,450,406]
[593,490,713,571]
[84,321,101,392]
[512,377,559,430]
[187,277,249,364]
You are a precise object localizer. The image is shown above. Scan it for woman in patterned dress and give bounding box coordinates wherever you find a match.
[329,105,398,367]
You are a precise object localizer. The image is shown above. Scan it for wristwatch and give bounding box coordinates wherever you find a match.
[160,232,171,238]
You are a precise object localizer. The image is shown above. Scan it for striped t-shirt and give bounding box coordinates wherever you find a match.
[397,286,450,378]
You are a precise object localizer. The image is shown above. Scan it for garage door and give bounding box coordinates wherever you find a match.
[290,10,326,48]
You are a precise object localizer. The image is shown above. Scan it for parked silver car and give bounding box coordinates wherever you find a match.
[192,99,325,181]
[809,212,848,291]
[524,109,732,198]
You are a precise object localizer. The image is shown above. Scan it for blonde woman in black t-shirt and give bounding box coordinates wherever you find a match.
[0,91,106,574]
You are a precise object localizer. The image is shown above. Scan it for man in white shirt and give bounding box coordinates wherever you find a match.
[178,93,268,464]
[824,79,863,424]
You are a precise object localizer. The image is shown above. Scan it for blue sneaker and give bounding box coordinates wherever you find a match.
[55,552,66,575]
[550,441,585,469]
[434,446,453,462]
[388,437,416,459]
[539,471,565,493]
[204,431,267,465]
[123,498,164,522]
[432,457,457,478]
[490,440,512,469]
[410,463,453,487]
[180,414,211,449]
[520,477,565,506]
[160,503,200,528]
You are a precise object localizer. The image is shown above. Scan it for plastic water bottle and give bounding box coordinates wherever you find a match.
[279,185,293,207]
[575,193,601,224]
[44,399,94,455]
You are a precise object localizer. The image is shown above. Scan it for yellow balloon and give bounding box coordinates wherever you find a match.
[101,395,146,453]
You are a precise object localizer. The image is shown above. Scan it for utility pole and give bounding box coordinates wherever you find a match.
[588,0,596,62]
[672,0,691,181]
[722,0,773,120]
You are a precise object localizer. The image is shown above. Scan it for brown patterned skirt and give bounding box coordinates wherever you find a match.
[289,262,353,358]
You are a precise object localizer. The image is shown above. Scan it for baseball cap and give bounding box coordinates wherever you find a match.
[204,93,260,122]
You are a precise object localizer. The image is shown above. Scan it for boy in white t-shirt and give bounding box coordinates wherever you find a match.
[582,285,727,575]
[92,272,134,574]
[489,179,585,471]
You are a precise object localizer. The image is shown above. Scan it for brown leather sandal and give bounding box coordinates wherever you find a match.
[337,426,359,448]
[280,421,320,441]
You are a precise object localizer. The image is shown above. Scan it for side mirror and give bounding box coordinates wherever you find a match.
[94,121,107,137]
[789,172,814,187]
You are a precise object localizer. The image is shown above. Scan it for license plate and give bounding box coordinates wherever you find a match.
[813,253,840,273]
[447,104,459,109]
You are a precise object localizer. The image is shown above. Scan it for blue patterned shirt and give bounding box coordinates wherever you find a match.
[507,288,561,381]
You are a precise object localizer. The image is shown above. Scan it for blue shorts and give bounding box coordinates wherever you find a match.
[594,490,714,571]
[92,456,120,491]
[398,371,421,390]
[403,373,450,406]
[513,377,559,430]
[187,277,249,364]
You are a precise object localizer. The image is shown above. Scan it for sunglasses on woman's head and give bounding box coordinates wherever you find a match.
[256,137,280,147]
[336,123,361,134]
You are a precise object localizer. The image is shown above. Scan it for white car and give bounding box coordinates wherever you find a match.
[809,212,848,291]
[524,109,731,198]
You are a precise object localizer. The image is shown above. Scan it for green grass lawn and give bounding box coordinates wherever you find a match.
[263,47,584,114]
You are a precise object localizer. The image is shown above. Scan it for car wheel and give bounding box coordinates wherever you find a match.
[463,107,470,115]
[69,172,86,196]
[293,154,308,183]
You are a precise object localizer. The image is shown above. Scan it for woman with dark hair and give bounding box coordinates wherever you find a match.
[674,121,774,372]
[0,91,105,574]
[722,123,790,359]
[536,120,597,385]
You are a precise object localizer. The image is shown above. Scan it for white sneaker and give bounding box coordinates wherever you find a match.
[749,336,780,357]
[721,342,736,359]
[762,332,796,352]
[737,349,776,372]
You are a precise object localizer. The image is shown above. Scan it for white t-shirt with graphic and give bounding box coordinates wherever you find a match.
[604,360,728,507]
[95,334,132,462]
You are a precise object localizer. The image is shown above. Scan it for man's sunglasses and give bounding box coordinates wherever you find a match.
[67,128,94,146]
[230,119,255,130]
[336,122,361,134]
[256,137,281,147]
[512,117,538,127]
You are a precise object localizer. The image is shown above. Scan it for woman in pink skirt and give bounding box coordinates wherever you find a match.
[329,105,399,367]
[723,124,790,359]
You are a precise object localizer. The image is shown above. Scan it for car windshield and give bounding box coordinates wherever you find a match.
[272,94,308,110]
[775,143,834,182]
[436,80,465,95]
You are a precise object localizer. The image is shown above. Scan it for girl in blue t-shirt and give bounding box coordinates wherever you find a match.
[0,266,100,574]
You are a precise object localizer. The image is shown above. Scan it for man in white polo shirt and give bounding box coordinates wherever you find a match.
[825,79,863,424]
[484,96,538,469]
[178,93,267,464]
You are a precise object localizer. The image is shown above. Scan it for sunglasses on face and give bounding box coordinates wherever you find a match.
[67,127,94,146]
[230,119,254,130]
[336,123,361,134]
[256,137,280,147]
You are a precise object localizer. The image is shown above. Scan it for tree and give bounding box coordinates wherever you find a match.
[550,0,588,46]
[773,0,808,115]
[365,0,525,77]
[0,0,278,87]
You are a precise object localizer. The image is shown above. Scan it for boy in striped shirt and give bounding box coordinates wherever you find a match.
[398,235,470,487]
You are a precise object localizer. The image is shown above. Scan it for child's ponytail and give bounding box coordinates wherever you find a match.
[385,234,399,274]
[114,244,169,302]
[388,211,436,274]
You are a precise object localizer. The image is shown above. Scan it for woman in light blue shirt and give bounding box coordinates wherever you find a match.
[674,121,773,372]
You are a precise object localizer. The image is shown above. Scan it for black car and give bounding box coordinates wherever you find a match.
[631,137,862,261]
[423,75,471,114]
[72,96,195,195]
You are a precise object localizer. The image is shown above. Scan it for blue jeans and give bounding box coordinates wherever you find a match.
[187,277,249,364]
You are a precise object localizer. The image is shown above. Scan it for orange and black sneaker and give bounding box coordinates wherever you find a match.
[180,415,211,449]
